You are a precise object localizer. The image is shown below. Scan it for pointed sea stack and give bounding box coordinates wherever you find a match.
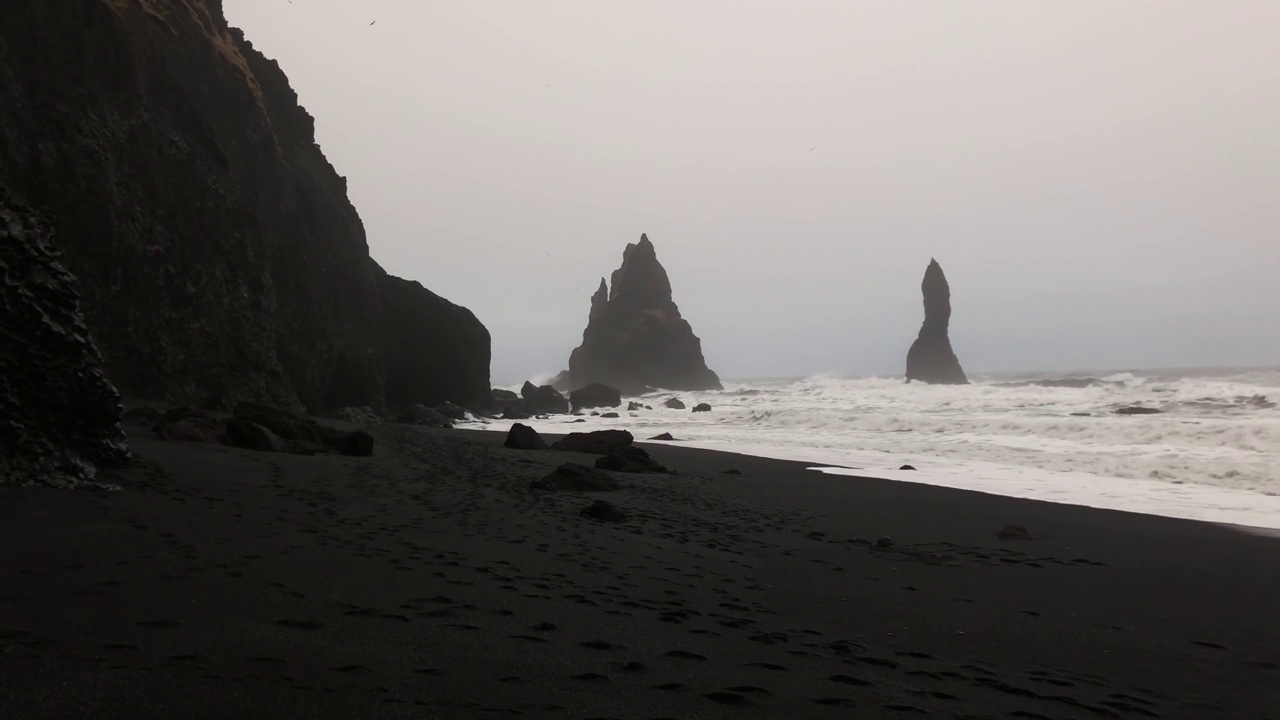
[564,234,721,395]
[905,259,968,385]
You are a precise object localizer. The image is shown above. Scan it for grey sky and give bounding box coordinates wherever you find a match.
[223,1,1279,383]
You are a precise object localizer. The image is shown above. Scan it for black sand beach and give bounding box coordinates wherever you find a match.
[2,421,1277,719]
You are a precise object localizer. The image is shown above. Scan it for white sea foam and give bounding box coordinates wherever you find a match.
[482,368,1280,529]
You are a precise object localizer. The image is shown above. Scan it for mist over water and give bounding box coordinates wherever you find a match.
[481,367,1280,529]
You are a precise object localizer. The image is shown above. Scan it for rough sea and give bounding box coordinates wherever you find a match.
[477,368,1280,530]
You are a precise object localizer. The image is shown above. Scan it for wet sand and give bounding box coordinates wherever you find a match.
[1,420,1277,719]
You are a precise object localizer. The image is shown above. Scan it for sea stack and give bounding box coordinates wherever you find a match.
[563,234,721,395]
[905,258,968,385]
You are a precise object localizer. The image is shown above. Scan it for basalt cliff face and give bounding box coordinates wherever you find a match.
[564,235,720,395]
[1,188,130,487]
[905,259,968,385]
[0,0,489,414]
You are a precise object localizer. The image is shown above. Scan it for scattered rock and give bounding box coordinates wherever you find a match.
[530,463,622,492]
[397,404,449,426]
[1115,406,1162,415]
[648,432,676,441]
[723,468,743,476]
[1069,412,1092,417]
[579,500,627,522]
[875,536,894,548]
[627,401,644,411]
[595,446,668,474]
[522,381,569,415]
[664,397,686,410]
[233,401,326,446]
[121,406,163,428]
[569,382,622,411]
[1,187,129,488]
[157,416,226,444]
[905,258,968,384]
[502,407,533,421]
[996,524,1032,541]
[692,403,712,413]
[550,430,635,455]
[600,412,620,419]
[899,464,916,471]
[339,430,374,457]
[433,401,469,421]
[491,388,519,402]
[504,423,547,451]
[325,406,383,425]
[223,418,284,452]
[561,235,722,394]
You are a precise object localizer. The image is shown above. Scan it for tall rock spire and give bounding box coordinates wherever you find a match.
[564,234,721,394]
[905,258,968,384]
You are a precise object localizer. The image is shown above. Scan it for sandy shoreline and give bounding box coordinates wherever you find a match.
[2,422,1277,719]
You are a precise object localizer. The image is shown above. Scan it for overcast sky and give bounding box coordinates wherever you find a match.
[224,1,1278,383]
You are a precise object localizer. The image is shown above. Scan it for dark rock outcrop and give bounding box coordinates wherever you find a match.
[396,404,449,427]
[325,406,383,425]
[564,235,720,395]
[504,423,547,451]
[664,398,686,410]
[521,381,569,415]
[1115,406,1163,415]
[550,430,634,455]
[570,383,622,412]
[692,403,712,413]
[905,259,968,385]
[0,0,489,415]
[1,187,129,488]
[648,433,677,441]
[595,446,668,474]
[530,463,621,492]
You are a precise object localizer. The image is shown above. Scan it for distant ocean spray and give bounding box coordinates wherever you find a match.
[482,368,1280,530]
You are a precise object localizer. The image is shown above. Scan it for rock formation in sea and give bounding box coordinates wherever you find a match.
[905,259,968,385]
[1,187,130,487]
[563,234,721,395]
[0,0,490,415]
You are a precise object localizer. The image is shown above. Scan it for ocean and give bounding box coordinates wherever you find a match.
[477,368,1280,530]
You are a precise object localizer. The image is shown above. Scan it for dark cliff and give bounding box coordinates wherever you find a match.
[565,234,720,395]
[0,0,489,413]
[905,258,968,385]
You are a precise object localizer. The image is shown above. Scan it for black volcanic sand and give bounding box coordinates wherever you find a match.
[1,423,1277,719]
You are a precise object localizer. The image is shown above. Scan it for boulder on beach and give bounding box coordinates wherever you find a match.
[224,418,284,452]
[504,423,548,451]
[595,446,668,474]
[339,430,375,457]
[522,381,569,415]
[1,187,129,488]
[664,398,686,410]
[580,500,627,522]
[648,432,677,441]
[325,406,383,425]
[569,383,622,411]
[562,235,722,395]
[550,430,634,454]
[530,463,622,492]
[434,401,469,421]
[905,259,968,385]
[491,388,519,402]
[627,401,644,411]
[692,403,712,413]
[397,404,449,426]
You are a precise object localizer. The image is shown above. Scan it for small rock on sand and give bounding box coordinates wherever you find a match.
[996,524,1032,541]
[899,464,916,470]
[595,446,668,474]
[550,430,634,454]
[579,500,627,522]
[692,403,712,413]
[504,423,547,451]
[648,432,676,441]
[1115,406,1162,415]
[723,468,743,475]
[531,463,621,492]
